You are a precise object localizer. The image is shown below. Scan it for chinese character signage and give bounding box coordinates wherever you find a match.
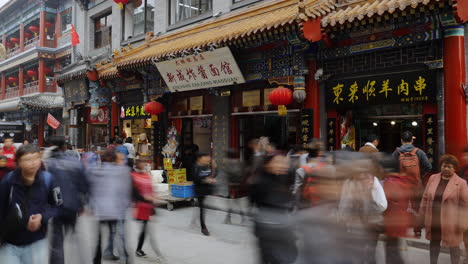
[424,113,437,169]
[327,118,337,151]
[242,90,260,107]
[326,71,436,107]
[63,79,89,104]
[156,47,245,92]
[121,104,150,120]
[300,109,313,147]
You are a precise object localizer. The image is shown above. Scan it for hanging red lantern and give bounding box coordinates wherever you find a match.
[29,25,39,37]
[26,70,38,81]
[144,101,164,115]
[114,0,129,9]
[8,76,18,86]
[44,21,54,33]
[9,37,19,45]
[24,32,32,39]
[5,42,13,48]
[269,86,293,116]
[87,70,99,81]
[44,67,53,75]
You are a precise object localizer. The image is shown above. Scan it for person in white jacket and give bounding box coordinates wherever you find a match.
[123,137,136,167]
[338,160,387,264]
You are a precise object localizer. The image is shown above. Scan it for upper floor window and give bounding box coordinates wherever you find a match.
[94,12,112,49]
[61,8,72,33]
[169,0,212,24]
[133,0,155,36]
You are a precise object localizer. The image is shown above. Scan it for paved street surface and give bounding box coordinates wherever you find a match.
[60,196,452,264]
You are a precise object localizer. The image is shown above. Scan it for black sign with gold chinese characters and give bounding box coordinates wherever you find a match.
[326,71,436,107]
[424,114,437,170]
[122,104,151,120]
[300,109,313,147]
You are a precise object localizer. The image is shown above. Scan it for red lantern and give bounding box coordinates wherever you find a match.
[44,67,53,75]
[9,37,19,44]
[26,70,38,80]
[87,70,98,81]
[44,21,54,33]
[114,0,129,9]
[144,101,164,115]
[8,76,18,86]
[269,86,293,115]
[5,42,13,48]
[24,32,32,39]
[29,25,39,37]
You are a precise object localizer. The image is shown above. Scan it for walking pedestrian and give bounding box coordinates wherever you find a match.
[338,159,387,264]
[44,136,88,264]
[193,153,216,236]
[87,149,132,264]
[359,134,380,153]
[0,135,16,170]
[82,146,101,169]
[419,154,468,264]
[0,145,61,263]
[131,159,164,261]
[381,156,412,264]
[115,139,129,165]
[393,130,432,237]
[459,146,468,264]
[124,137,136,168]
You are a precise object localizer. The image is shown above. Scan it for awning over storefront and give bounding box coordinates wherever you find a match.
[321,0,445,27]
[19,93,64,109]
[99,66,119,80]
[56,64,88,83]
[107,0,335,72]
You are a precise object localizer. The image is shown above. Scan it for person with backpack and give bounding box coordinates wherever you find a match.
[44,136,88,264]
[0,145,61,263]
[392,131,432,237]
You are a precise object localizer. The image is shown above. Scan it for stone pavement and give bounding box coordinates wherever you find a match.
[59,196,452,264]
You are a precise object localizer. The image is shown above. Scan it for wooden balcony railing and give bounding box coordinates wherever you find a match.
[24,36,40,51]
[7,46,20,58]
[23,81,39,95]
[5,87,19,99]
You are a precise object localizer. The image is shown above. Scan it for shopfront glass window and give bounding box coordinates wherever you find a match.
[94,12,112,49]
[133,0,155,36]
[61,8,72,33]
[169,0,212,24]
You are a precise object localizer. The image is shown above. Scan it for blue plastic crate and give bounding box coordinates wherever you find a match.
[171,184,195,198]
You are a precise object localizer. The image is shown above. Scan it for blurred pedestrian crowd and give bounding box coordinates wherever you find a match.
[1,131,468,264]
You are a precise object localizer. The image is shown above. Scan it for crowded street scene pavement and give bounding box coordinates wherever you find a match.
[1,0,468,263]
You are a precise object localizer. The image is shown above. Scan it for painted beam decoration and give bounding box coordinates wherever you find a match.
[156,47,245,92]
[325,71,436,107]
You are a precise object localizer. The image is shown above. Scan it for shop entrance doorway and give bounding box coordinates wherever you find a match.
[356,116,423,154]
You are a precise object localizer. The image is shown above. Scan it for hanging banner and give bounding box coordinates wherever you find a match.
[47,113,61,129]
[325,70,436,107]
[156,47,245,92]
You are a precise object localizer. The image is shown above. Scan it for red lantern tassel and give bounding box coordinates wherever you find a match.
[278,105,287,116]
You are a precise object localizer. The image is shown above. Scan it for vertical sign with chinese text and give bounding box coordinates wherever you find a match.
[300,109,313,146]
[156,47,245,92]
[424,114,437,171]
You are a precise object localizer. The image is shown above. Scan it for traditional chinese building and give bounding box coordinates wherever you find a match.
[319,0,467,169]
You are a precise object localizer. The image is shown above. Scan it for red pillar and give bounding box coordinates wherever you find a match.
[38,114,44,147]
[1,74,5,100]
[39,11,46,47]
[38,59,45,93]
[55,12,61,47]
[304,60,321,138]
[19,23,24,52]
[443,25,467,160]
[18,66,24,96]
[111,92,119,138]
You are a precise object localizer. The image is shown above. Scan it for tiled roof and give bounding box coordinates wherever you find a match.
[103,0,335,72]
[321,0,445,27]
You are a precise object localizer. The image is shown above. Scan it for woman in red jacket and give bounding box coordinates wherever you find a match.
[131,159,163,260]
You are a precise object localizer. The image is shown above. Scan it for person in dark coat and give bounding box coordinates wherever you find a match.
[251,152,298,264]
[192,153,216,236]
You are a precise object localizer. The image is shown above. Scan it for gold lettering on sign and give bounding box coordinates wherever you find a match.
[190,96,203,111]
[243,90,261,107]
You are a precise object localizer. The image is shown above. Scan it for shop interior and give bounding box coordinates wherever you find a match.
[353,105,424,153]
[237,112,298,161]
[179,117,211,154]
[122,118,153,160]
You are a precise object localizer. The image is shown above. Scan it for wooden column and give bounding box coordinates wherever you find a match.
[1,74,5,100]
[38,58,45,93]
[19,66,24,96]
[304,60,321,138]
[19,23,24,52]
[443,25,467,160]
[39,11,46,47]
